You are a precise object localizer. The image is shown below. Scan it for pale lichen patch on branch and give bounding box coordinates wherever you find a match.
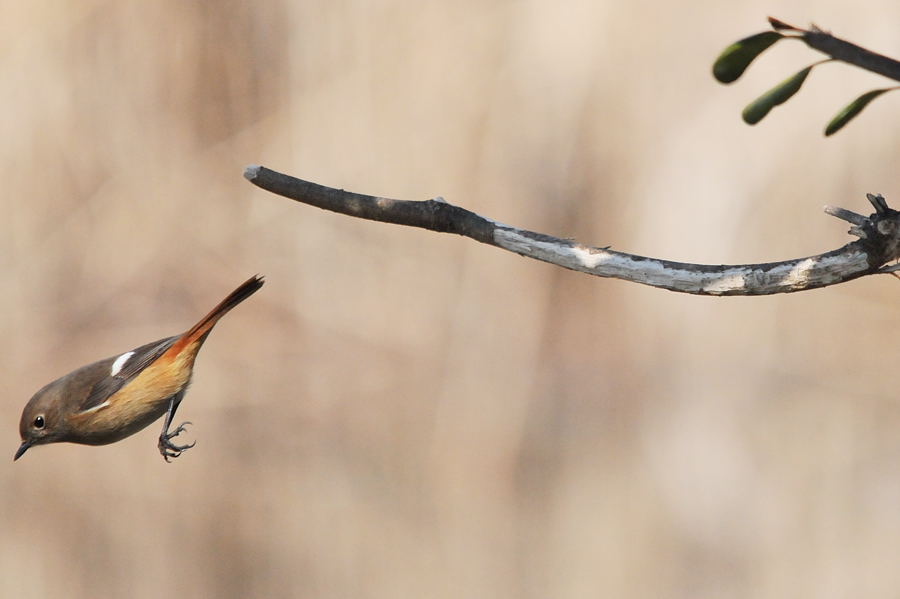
[492,225,875,295]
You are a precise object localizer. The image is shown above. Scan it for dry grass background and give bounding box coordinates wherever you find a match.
[3,1,900,597]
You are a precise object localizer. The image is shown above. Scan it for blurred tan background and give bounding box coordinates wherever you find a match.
[3,1,900,597]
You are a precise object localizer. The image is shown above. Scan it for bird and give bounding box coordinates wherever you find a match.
[14,275,264,462]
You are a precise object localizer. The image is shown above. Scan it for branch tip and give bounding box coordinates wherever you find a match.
[824,205,867,226]
[243,165,262,181]
[866,192,889,214]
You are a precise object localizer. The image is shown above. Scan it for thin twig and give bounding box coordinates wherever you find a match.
[244,165,900,296]
[770,18,900,82]
[804,30,900,82]
[823,205,867,226]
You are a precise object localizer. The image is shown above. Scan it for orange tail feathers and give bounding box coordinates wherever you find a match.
[167,275,265,357]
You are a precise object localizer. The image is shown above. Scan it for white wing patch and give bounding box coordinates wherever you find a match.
[110,351,135,377]
[81,400,110,413]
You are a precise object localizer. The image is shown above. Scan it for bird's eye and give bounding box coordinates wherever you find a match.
[33,416,45,429]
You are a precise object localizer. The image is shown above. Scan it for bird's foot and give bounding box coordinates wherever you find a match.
[158,421,195,462]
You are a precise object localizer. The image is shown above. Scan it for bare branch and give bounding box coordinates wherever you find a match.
[244,165,900,296]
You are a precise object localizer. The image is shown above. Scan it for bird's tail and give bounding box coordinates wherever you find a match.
[167,275,264,356]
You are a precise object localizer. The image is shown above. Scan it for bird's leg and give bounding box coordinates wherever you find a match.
[158,391,195,462]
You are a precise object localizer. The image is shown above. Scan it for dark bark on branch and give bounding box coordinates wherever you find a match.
[804,31,900,82]
[245,167,497,243]
[245,165,900,296]
[770,18,900,82]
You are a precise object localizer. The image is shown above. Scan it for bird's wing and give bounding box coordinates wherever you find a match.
[78,335,179,412]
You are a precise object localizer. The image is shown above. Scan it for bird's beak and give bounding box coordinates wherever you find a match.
[13,440,31,461]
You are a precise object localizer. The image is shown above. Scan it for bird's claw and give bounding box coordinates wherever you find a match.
[158,421,196,462]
